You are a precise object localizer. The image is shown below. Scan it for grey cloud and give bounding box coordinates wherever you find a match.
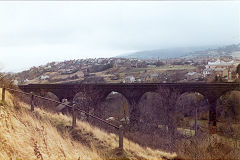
[0,1,239,72]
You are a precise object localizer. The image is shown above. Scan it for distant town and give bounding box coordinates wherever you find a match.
[7,43,240,85]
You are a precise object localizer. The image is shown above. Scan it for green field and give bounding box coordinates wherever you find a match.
[127,65,195,74]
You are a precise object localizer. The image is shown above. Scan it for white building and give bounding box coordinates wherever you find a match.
[24,79,29,83]
[44,65,52,70]
[207,59,234,69]
[40,75,50,80]
[13,80,18,85]
[124,76,135,83]
[203,69,213,77]
[203,59,235,78]
[150,74,159,81]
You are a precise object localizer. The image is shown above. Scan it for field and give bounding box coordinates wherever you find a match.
[128,65,195,73]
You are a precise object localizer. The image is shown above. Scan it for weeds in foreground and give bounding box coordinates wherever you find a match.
[0,90,176,160]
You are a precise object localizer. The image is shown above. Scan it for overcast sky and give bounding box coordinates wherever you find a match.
[0,1,239,72]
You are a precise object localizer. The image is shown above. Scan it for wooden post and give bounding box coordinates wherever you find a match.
[72,104,76,128]
[195,107,198,136]
[30,92,34,111]
[119,125,124,150]
[2,87,5,102]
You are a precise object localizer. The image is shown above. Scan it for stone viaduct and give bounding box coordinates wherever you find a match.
[18,83,240,132]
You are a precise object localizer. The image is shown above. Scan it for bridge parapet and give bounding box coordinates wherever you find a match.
[18,82,240,104]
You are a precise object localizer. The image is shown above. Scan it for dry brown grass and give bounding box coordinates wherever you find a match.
[0,89,176,160]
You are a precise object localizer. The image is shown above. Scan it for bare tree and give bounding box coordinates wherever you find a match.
[156,86,181,143]
[0,73,17,89]
[73,85,101,121]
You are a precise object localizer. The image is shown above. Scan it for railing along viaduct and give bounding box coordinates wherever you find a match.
[2,83,240,149]
[1,85,124,150]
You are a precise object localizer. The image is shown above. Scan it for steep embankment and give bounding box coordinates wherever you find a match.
[0,89,176,160]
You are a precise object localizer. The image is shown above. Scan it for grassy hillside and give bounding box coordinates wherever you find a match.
[0,89,176,160]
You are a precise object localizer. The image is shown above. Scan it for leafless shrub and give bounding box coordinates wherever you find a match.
[73,85,102,118]
[156,86,181,139]
[0,72,24,109]
[0,73,17,89]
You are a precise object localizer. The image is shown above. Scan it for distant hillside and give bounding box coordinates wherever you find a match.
[118,46,217,59]
[118,44,240,60]
[187,43,240,58]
